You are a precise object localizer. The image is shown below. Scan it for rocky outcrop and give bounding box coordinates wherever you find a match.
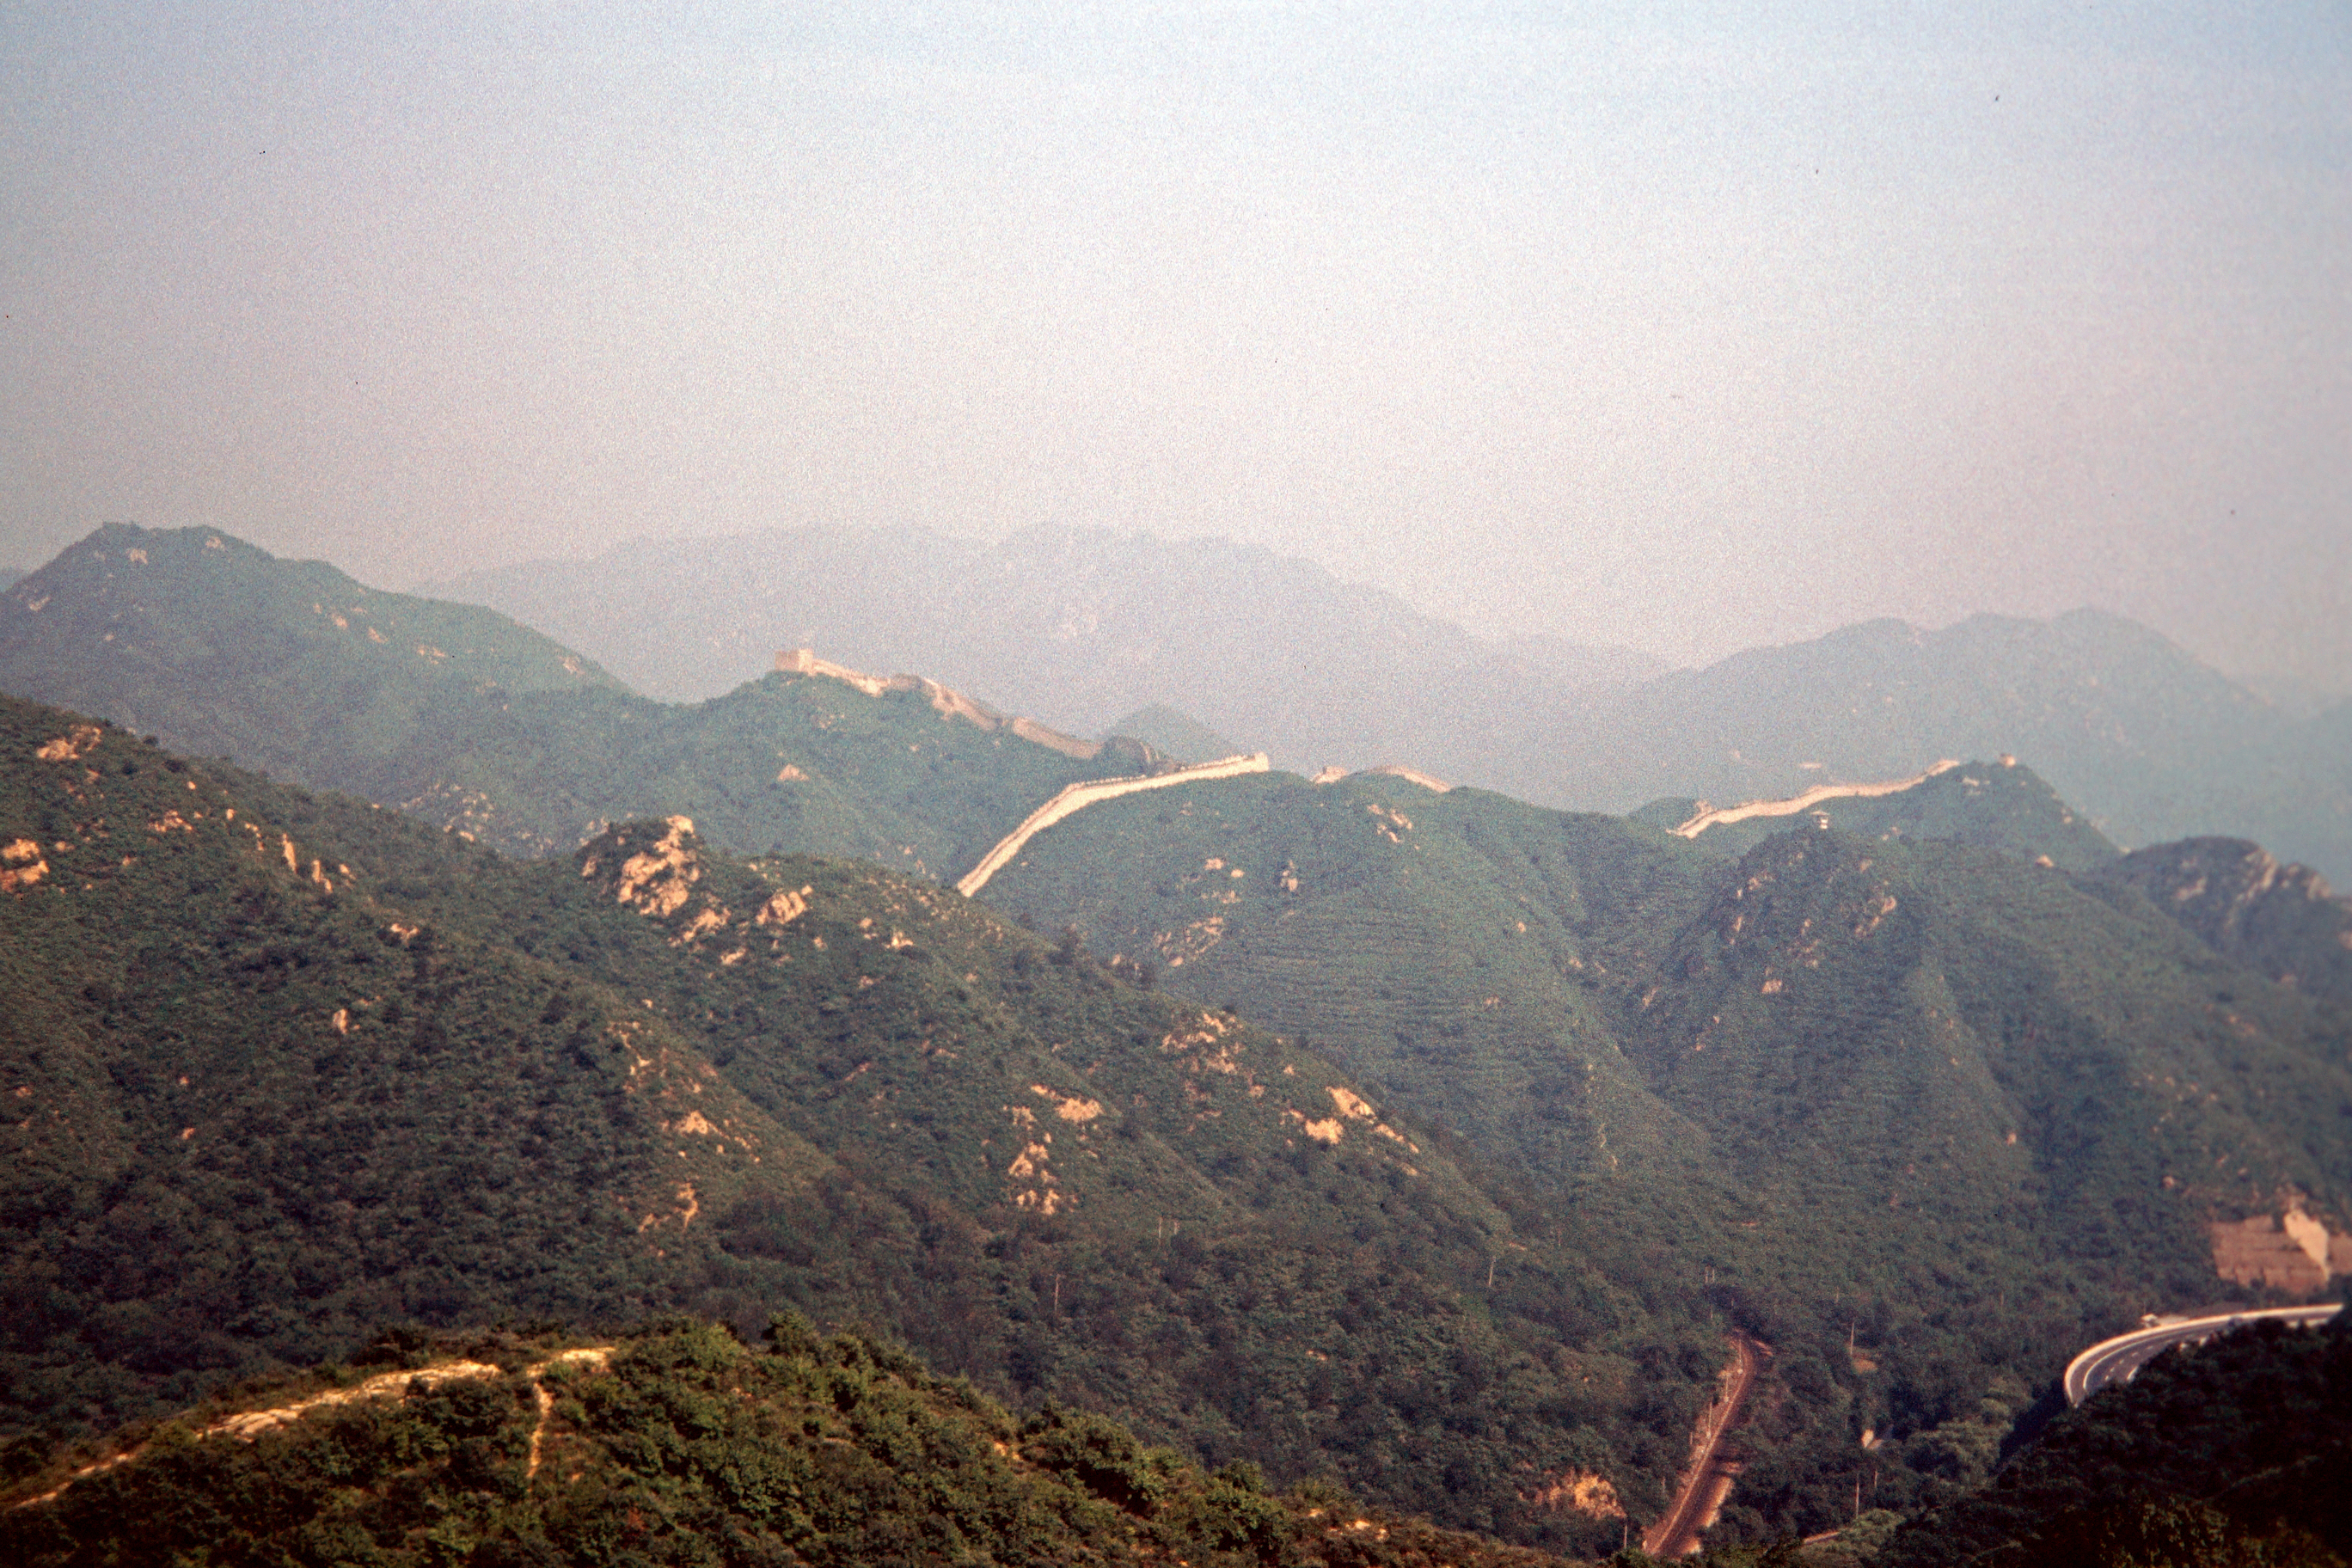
[2098,838,2352,1004]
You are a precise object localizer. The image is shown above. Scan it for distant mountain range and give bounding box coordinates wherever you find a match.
[0,527,1154,873]
[422,523,2352,885]
[416,520,1669,769]
[7,522,2352,1553]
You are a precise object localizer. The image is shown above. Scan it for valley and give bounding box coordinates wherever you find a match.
[2,524,2349,1564]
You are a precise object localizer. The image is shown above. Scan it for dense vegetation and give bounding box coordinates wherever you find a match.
[6,528,2350,1556]
[976,768,2352,1545]
[0,525,1149,874]
[1875,1314,2352,1567]
[0,1317,1580,1567]
[1637,756,2121,873]
[2089,838,2352,1007]
[0,694,1711,1553]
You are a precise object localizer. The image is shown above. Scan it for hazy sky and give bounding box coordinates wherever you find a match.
[3,3,2346,682]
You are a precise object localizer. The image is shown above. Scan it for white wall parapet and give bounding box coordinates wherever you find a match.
[1673,759,1966,838]
[956,753,1272,897]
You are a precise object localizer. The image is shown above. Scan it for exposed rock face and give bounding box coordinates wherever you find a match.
[2208,1208,2349,1295]
[2100,838,2352,1004]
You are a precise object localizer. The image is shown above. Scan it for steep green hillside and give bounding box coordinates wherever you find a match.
[973,769,1718,1191]
[0,524,628,778]
[1,1319,1578,1568]
[378,665,1156,873]
[976,769,2352,1543]
[1877,1314,2352,1568]
[0,695,1712,1552]
[1617,825,2352,1529]
[0,527,1148,873]
[1653,756,2120,873]
[0,693,826,1439]
[2090,838,2352,1007]
[437,818,1720,1548]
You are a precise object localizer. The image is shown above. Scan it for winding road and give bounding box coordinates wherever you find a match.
[1644,1333,1764,1559]
[2062,1303,2342,1406]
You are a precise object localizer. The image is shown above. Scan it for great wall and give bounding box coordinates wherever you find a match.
[1671,759,1966,838]
[955,751,1272,896]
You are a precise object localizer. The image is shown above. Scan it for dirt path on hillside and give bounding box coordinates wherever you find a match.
[1643,1332,1765,1559]
[12,1347,614,1510]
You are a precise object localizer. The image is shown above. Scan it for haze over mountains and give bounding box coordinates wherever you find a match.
[425,524,2352,886]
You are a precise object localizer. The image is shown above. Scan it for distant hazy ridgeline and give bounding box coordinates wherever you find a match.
[426,522,2352,885]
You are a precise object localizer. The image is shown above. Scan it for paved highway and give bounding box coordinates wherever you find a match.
[1643,1333,1762,1559]
[2062,1303,2342,1406]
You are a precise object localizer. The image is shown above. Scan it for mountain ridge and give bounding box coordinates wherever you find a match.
[418,522,2352,885]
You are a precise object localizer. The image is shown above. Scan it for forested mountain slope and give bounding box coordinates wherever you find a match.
[0,694,1711,1553]
[423,523,2351,885]
[1642,755,2120,873]
[1877,1314,2352,1568]
[0,695,824,1438]
[975,760,2352,1546]
[0,1320,1578,1568]
[0,524,627,779]
[0,527,1153,875]
[2089,837,2352,1007]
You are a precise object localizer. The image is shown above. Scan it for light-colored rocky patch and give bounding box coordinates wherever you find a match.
[1851,890,1897,939]
[775,763,808,781]
[35,725,104,763]
[1291,1113,1344,1145]
[674,904,731,946]
[1,838,49,892]
[1328,1087,1418,1151]
[1032,1084,1103,1123]
[1528,1470,1625,1520]
[1155,916,1228,967]
[674,1111,718,1137]
[613,817,700,917]
[756,887,812,926]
